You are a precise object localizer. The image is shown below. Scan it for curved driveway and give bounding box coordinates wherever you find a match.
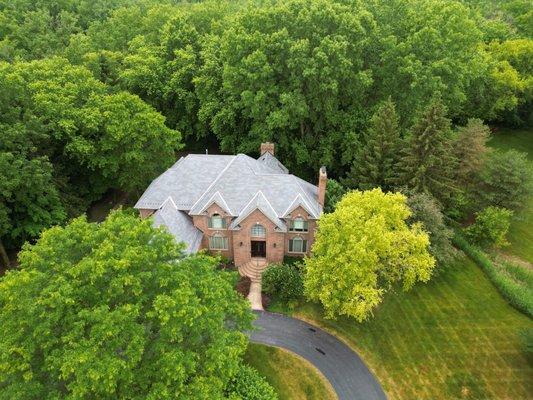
[249,311,387,400]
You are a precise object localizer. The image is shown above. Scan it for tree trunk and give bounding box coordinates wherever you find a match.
[0,239,10,270]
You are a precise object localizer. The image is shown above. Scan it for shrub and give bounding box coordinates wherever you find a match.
[226,365,278,400]
[262,263,304,303]
[453,232,533,317]
[465,206,513,248]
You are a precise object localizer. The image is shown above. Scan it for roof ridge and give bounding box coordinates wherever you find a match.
[160,196,178,210]
[188,155,238,212]
[292,176,320,217]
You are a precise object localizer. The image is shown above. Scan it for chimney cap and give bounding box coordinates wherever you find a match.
[320,166,327,175]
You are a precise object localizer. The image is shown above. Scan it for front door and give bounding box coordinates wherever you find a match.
[251,240,266,258]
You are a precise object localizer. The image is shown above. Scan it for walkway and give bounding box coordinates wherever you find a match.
[249,311,387,400]
[238,258,269,310]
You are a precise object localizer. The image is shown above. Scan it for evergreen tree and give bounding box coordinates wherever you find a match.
[396,98,457,203]
[344,97,401,191]
[453,118,491,185]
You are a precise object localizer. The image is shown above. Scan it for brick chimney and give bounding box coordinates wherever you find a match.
[260,142,275,156]
[318,166,327,209]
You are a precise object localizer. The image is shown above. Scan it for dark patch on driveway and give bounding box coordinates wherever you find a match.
[248,311,387,400]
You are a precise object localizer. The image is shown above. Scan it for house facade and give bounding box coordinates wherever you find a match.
[135,143,326,266]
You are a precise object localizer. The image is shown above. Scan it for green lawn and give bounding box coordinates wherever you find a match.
[244,343,337,400]
[289,255,533,400]
[488,127,533,263]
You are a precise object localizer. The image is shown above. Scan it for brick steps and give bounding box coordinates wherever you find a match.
[238,258,269,283]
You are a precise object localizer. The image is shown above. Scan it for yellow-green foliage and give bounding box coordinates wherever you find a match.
[304,188,435,321]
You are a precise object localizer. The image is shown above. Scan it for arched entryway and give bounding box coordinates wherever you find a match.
[250,224,266,258]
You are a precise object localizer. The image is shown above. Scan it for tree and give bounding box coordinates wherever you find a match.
[344,97,401,191]
[324,179,347,213]
[452,118,491,185]
[406,191,456,265]
[0,122,66,265]
[0,57,182,245]
[195,0,376,176]
[478,149,533,211]
[262,263,304,304]
[304,189,435,321]
[0,210,256,399]
[396,98,457,204]
[466,206,513,248]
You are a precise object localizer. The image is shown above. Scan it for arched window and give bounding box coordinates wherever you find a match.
[209,234,228,250]
[251,224,266,237]
[208,213,226,229]
[290,217,308,232]
[289,236,307,253]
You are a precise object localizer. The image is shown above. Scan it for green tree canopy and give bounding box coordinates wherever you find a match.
[0,57,182,252]
[196,0,375,176]
[0,210,256,399]
[304,189,435,321]
[396,98,457,204]
[466,206,513,248]
[406,191,456,266]
[478,149,533,211]
[344,97,401,191]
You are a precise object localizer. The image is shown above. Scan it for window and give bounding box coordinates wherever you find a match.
[209,234,228,250]
[208,213,226,229]
[289,217,308,232]
[251,224,266,237]
[289,237,307,253]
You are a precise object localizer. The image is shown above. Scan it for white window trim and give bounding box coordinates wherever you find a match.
[289,217,309,233]
[288,237,307,253]
[208,213,226,230]
[251,224,266,238]
[209,235,229,250]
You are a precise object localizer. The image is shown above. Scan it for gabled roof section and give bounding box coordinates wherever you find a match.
[152,197,202,254]
[134,155,235,210]
[282,193,319,219]
[229,191,287,232]
[189,191,233,216]
[257,151,289,174]
[135,152,321,222]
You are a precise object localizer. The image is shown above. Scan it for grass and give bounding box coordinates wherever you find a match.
[453,232,533,317]
[488,127,533,263]
[286,255,533,400]
[244,343,337,400]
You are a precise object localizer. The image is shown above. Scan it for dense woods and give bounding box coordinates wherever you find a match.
[0,1,532,398]
[1,0,532,258]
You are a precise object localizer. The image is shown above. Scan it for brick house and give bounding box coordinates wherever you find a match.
[135,143,326,267]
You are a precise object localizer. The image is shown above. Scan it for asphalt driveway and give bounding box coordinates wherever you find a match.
[249,311,387,400]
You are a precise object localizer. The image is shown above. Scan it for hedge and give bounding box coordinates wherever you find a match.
[453,232,533,318]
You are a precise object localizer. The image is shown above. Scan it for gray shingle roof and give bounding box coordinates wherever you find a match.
[152,198,203,254]
[136,152,321,246]
[229,191,287,231]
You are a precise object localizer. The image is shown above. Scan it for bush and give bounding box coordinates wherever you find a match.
[262,263,304,303]
[226,365,278,400]
[453,232,533,317]
[465,206,513,248]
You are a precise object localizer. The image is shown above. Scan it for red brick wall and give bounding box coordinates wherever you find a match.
[191,203,234,259]
[285,206,316,257]
[232,209,285,266]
